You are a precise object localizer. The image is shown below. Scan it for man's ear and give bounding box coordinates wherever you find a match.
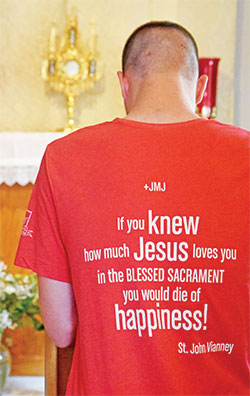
[196,74,208,105]
[117,71,129,100]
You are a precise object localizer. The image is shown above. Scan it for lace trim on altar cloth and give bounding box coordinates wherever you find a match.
[0,164,40,186]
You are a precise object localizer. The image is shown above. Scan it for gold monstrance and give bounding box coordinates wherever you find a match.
[42,9,100,132]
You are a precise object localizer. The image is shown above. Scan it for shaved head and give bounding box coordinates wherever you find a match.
[122,21,199,81]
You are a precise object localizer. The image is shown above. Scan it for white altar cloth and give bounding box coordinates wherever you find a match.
[0,132,65,186]
[3,376,44,396]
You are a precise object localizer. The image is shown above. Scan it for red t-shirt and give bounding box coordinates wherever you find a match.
[15,118,250,395]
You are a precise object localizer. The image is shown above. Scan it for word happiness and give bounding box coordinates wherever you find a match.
[115,302,208,337]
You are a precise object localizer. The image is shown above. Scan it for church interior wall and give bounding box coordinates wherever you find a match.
[0,0,241,132]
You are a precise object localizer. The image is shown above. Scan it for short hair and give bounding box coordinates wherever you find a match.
[122,21,199,80]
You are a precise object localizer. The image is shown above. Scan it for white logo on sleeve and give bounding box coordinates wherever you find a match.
[22,210,33,238]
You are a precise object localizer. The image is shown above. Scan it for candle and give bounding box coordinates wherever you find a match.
[89,20,97,55]
[49,21,57,53]
[197,58,220,119]
[67,0,76,16]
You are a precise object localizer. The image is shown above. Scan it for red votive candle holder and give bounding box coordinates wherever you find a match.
[197,58,220,119]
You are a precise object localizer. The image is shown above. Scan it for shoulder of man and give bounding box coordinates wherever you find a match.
[205,119,250,141]
[50,119,118,148]
[44,119,123,164]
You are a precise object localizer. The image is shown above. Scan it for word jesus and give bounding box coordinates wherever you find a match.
[133,237,189,262]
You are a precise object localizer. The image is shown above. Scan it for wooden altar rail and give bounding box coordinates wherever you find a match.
[45,334,74,396]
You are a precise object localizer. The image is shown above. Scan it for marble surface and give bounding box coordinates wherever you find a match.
[2,376,44,396]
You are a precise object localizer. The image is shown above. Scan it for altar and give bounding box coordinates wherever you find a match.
[0,131,65,376]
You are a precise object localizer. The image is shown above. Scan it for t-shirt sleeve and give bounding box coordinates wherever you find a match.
[15,147,71,283]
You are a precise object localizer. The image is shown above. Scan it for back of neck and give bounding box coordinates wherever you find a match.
[125,74,198,124]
